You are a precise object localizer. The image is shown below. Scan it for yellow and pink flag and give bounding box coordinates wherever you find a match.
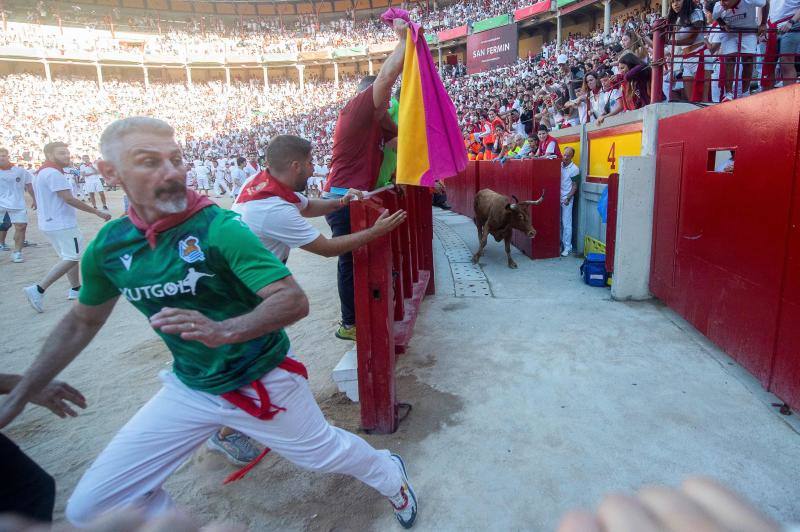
[381,8,467,187]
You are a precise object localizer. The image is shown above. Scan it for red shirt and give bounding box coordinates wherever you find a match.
[325,85,397,192]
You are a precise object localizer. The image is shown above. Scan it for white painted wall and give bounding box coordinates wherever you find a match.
[611,155,656,300]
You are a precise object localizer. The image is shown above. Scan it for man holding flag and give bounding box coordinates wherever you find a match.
[322,17,408,342]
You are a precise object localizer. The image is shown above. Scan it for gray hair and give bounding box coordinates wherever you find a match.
[99,117,175,163]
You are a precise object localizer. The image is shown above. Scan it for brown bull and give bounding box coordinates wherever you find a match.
[472,188,545,269]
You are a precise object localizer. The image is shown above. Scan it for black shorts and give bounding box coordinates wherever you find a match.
[0,432,55,522]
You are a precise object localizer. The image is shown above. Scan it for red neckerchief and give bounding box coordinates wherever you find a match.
[127,189,214,249]
[36,160,64,174]
[0,164,12,171]
[235,169,301,205]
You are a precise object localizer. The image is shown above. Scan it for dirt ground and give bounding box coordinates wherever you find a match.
[1,190,443,531]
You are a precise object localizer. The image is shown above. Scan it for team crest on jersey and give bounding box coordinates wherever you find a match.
[178,236,205,263]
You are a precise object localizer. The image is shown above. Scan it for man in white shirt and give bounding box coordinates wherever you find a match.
[193,161,211,196]
[212,159,230,197]
[766,0,800,84]
[0,148,36,263]
[230,156,247,197]
[243,153,260,184]
[79,155,108,211]
[233,135,406,264]
[23,142,111,313]
[713,0,766,98]
[560,147,580,257]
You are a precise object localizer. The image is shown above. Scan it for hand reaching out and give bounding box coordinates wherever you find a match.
[557,477,780,532]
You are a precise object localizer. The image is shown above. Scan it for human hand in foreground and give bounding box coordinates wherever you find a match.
[150,307,226,348]
[557,477,781,532]
[32,380,87,418]
[340,188,365,205]
[370,209,407,237]
[393,18,409,40]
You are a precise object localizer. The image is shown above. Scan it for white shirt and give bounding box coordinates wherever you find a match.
[80,163,101,184]
[232,193,320,263]
[768,0,800,21]
[0,166,33,210]
[194,165,211,180]
[714,0,765,30]
[34,167,77,231]
[560,161,580,199]
[244,162,260,180]
[230,167,246,186]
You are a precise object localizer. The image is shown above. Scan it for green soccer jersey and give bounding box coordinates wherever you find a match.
[79,205,292,394]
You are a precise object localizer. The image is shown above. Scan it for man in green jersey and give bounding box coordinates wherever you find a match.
[0,117,417,529]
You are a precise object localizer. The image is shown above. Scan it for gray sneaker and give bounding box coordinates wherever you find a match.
[206,430,260,466]
[0,244,9,251]
[388,454,417,529]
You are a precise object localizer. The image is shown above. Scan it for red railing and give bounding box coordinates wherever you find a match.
[350,186,434,434]
[651,19,798,103]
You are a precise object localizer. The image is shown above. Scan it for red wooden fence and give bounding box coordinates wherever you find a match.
[350,186,434,433]
[445,159,561,259]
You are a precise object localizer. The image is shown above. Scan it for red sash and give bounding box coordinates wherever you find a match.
[36,160,64,174]
[683,47,706,102]
[761,16,794,89]
[234,169,300,205]
[219,358,308,484]
[127,190,214,249]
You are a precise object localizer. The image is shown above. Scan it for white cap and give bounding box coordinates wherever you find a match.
[557,54,568,64]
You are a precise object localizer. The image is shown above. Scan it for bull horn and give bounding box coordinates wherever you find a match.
[511,194,520,204]
[521,190,545,206]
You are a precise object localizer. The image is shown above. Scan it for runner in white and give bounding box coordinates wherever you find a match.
[193,160,211,196]
[230,156,247,197]
[23,142,112,313]
[233,135,406,264]
[213,159,231,197]
[0,118,418,530]
[0,147,36,263]
[80,155,108,211]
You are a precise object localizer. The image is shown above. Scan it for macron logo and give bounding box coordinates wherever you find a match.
[120,254,133,271]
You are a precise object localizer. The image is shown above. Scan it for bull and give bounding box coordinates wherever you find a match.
[471,188,545,269]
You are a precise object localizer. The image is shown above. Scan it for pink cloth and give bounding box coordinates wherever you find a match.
[380,8,466,185]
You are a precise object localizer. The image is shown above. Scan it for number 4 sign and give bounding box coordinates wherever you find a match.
[607,142,616,170]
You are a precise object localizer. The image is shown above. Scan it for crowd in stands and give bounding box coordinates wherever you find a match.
[0,73,358,167]
[1,0,546,55]
[1,0,798,168]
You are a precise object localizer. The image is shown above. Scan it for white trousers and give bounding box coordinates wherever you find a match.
[66,364,402,526]
[561,200,573,253]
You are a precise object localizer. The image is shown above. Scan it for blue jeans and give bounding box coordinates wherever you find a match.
[325,205,355,327]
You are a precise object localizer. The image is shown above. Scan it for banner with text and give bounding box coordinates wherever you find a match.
[466,23,518,74]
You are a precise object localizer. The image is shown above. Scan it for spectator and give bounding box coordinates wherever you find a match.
[713,0,766,99]
[617,52,652,111]
[669,0,710,101]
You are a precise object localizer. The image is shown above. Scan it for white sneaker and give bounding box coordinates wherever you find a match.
[561,249,571,257]
[67,288,80,300]
[24,285,44,313]
[388,454,417,529]
[11,251,23,263]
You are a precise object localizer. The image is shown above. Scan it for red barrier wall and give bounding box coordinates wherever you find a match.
[445,159,561,259]
[650,85,800,410]
[351,187,434,433]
